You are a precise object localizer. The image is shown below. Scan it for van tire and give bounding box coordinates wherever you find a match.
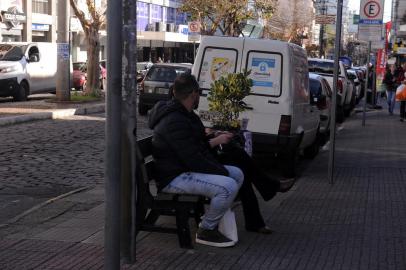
[138,104,148,115]
[280,149,299,178]
[13,81,29,101]
[304,136,320,159]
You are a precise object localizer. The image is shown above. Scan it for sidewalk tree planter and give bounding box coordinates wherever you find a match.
[207,70,253,130]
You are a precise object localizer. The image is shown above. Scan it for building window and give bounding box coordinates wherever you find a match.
[166,7,176,24]
[150,4,163,23]
[176,11,187,25]
[137,2,149,31]
[33,0,49,14]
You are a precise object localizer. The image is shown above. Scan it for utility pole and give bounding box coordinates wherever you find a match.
[56,0,70,101]
[121,0,138,263]
[328,0,344,184]
[105,0,123,268]
[318,0,326,58]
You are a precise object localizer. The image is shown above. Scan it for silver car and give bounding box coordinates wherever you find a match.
[138,63,192,115]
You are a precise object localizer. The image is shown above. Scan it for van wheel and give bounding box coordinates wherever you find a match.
[304,136,320,159]
[336,106,345,123]
[138,104,148,115]
[280,149,299,178]
[13,81,29,101]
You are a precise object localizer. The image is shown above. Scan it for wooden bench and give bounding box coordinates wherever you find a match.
[135,136,206,248]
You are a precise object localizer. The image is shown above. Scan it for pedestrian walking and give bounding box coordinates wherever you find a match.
[398,71,406,122]
[398,64,406,122]
[382,64,397,115]
[148,73,243,248]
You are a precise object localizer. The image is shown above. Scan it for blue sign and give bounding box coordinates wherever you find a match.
[251,58,276,87]
[32,23,49,31]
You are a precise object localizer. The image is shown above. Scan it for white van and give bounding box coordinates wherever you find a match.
[0,42,58,101]
[192,36,320,162]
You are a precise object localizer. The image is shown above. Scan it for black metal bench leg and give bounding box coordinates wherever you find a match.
[175,208,193,249]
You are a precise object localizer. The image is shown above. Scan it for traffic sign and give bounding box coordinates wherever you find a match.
[188,21,201,42]
[358,0,384,42]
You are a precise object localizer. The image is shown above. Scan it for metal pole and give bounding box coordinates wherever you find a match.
[56,0,70,101]
[362,41,371,127]
[105,0,122,268]
[372,54,377,106]
[328,0,343,185]
[121,0,138,263]
[193,41,196,63]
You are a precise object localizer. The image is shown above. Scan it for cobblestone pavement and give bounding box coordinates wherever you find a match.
[0,112,151,226]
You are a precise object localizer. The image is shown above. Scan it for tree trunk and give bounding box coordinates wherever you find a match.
[85,27,101,96]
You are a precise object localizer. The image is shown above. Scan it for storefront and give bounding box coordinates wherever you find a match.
[0,1,26,42]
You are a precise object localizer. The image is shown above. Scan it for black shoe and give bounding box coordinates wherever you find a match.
[279,178,295,193]
[401,118,404,122]
[196,228,235,247]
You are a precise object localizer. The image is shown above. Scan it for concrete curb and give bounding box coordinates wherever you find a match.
[0,103,105,127]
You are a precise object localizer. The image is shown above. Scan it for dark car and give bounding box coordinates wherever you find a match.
[138,63,192,115]
[309,73,332,134]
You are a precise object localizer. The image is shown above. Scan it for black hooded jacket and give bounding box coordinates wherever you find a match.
[148,100,228,191]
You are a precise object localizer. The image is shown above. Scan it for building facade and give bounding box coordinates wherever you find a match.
[391,0,406,54]
[0,0,56,43]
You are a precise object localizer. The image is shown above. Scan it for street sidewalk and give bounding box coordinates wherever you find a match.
[1,106,406,269]
[0,95,105,126]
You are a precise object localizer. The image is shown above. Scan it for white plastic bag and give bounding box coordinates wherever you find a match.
[218,208,238,243]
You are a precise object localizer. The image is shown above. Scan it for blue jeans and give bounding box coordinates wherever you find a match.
[162,165,244,230]
[387,91,396,114]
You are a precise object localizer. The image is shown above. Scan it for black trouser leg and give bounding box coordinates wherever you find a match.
[401,101,406,119]
[238,178,266,230]
[217,147,280,229]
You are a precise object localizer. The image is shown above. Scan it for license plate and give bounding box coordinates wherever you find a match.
[156,88,169,94]
[199,110,220,122]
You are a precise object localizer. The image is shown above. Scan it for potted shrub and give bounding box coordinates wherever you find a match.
[207,70,253,131]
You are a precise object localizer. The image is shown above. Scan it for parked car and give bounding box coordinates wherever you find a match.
[0,42,58,101]
[72,62,106,91]
[138,63,192,115]
[192,36,321,171]
[308,58,355,122]
[347,69,362,103]
[309,73,332,134]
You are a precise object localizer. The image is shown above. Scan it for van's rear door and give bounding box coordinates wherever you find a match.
[193,36,244,126]
[240,38,288,135]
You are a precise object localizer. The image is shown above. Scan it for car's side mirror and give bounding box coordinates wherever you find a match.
[29,55,39,62]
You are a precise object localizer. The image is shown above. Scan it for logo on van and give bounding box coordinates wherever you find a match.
[1,6,26,29]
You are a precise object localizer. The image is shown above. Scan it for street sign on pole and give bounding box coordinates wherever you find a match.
[358,0,385,42]
[358,0,384,126]
[188,21,201,42]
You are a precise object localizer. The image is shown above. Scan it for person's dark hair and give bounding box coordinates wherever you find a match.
[173,73,199,101]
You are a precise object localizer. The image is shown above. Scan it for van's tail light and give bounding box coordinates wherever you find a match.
[278,115,291,136]
[337,79,343,94]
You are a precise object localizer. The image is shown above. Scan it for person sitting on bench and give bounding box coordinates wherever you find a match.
[148,73,244,248]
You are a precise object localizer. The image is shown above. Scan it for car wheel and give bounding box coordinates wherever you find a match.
[138,104,148,115]
[13,81,29,101]
[336,106,345,123]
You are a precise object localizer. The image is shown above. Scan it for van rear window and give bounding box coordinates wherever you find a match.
[245,51,283,97]
[198,47,238,89]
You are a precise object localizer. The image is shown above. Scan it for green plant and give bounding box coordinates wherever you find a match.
[207,70,253,129]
